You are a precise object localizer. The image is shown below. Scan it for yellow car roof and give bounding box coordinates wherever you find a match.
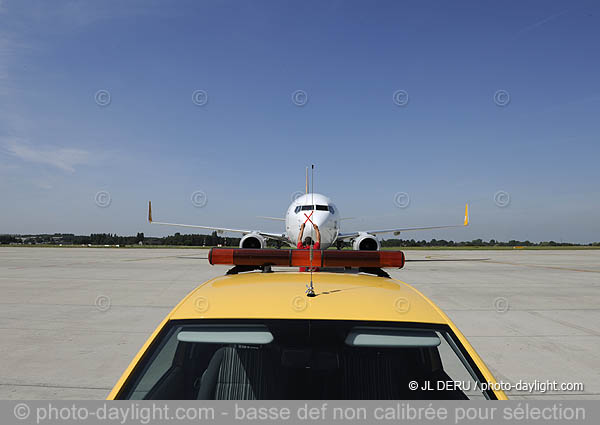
[169,271,448,324]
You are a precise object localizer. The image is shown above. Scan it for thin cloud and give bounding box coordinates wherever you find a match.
[0,33,32,95]
[32,178,53,190]
[515,10,568,38]
[0,37,14,85]
[2,138,91,172]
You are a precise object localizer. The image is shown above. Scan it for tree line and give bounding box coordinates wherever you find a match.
[0,232,240,246]
[379,238,600,247]
[1,233,599,247]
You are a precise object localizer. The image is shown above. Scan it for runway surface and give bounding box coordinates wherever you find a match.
[1,247,598,399]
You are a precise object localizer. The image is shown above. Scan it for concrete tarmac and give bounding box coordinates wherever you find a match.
[0,247,598,399]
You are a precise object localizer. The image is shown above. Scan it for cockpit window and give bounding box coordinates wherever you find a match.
[296,205,333,213]
[329,205,335,214]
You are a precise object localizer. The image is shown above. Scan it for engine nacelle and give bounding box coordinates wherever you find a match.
[239,232,266,249]
[352,233,380,251]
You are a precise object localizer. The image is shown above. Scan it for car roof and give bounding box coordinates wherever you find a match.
[168,271,448,324]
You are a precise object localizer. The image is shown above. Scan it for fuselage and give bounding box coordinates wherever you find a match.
[285,193,340,249]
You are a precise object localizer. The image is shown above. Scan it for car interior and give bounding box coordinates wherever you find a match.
[120,320,487,400]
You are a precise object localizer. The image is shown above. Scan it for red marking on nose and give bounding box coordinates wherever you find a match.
[303,211,314,226]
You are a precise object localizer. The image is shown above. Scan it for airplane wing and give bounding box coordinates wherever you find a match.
[257,216,285,221]
[338,204,469,239]
[148,202,286,241]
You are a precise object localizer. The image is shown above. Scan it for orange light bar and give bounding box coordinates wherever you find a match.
[208,248,405,269]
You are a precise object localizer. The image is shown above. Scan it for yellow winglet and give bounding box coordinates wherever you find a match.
[464,203,469,226]
[148,201,153,223]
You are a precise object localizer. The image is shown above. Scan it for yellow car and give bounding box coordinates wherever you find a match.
[108,249,506,400]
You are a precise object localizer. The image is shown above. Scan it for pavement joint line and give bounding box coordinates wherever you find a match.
[463,335,600,338]
[484,260,600,273]
[0,327,150,334]
[508,393,600,397]
[444,308,600,312]
[526,311,600,336]
[0,302,174,308]
[123,254,205,262]
[0,383,111,390]
[0,278,203,283]
[505,392,600,396]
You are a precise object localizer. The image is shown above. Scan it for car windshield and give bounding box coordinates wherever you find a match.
[117,320,492,400]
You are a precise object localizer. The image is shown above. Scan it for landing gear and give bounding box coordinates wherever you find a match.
[336,240,344,250]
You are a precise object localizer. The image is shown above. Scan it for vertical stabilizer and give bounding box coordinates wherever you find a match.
[305,167,309,194]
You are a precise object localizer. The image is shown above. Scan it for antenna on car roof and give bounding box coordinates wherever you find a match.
[306,164,316,297]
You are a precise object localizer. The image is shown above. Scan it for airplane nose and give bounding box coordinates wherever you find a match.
[311,211,329,228]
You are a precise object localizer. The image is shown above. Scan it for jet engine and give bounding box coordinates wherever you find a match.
[352,233,380,251]
[239,232,266,249]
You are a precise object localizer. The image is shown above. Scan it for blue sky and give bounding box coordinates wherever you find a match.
[1,0,599,242]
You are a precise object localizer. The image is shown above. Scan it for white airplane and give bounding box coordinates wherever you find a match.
[148,171,469,250]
